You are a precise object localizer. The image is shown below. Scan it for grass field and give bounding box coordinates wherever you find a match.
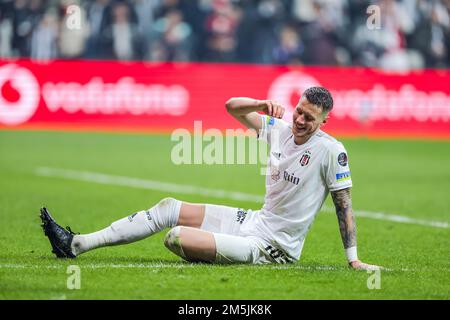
[0,130,449,299]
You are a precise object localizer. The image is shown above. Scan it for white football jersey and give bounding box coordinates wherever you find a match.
[240,115,353,262]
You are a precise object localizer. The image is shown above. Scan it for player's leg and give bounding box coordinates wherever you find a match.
[164,226,260,264]
[164,203,260,263]
[69,198,205,256]
[164,226,216,262]
[42,198,230,258]
[177,202,205,228]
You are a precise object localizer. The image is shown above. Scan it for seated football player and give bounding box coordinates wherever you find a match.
[40,87,381,270]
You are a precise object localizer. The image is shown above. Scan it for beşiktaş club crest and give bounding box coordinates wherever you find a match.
[299,150,311,166]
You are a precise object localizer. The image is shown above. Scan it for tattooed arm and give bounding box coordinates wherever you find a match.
[331,187,381,270]
[331,188,356,249]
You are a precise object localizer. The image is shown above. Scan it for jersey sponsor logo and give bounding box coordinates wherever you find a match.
[299,150,311,166]
[267,116,275,126]
[336,171,351,182]
[236,209,248,224]
[284,171,300,185]
[338,152,348,166]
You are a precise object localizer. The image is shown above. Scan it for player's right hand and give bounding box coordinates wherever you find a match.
[258,100,285,119]
[349,260,382,271]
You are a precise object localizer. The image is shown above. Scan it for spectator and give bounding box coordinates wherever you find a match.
[203,0,242,62]
[251,0,287,64]
[0,0,447,70]
[30,9,58,60]
[12,0,45,57]
[272,24,304,64]
[150,9,192,61]
[132,0,160,35]
[0,4,14,57]
[424,0,449,67]
[101,1,144,60]
[84,0,110,58]
[302,1,340,65]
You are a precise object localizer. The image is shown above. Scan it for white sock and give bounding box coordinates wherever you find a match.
[71,198,182,256]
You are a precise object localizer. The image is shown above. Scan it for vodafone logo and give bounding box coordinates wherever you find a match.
[268,70,450,123]
[0,64,40,126]
[267,71,321,119]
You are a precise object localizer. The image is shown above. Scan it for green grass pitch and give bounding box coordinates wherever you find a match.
[0,130,449,299]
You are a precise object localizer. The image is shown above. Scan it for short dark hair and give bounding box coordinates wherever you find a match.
[302,87,333,113]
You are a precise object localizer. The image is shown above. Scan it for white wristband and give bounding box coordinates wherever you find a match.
[345,246,358,262]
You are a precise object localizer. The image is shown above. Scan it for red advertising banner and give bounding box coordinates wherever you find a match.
[0,59,449,138]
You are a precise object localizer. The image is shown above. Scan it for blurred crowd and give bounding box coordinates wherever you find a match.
[0,0,449,70]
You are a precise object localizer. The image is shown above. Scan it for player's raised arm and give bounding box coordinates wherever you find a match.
[225,97,285,131]
[330,187,381,270]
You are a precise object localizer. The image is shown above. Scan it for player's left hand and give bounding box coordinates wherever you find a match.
[349,260,382,270]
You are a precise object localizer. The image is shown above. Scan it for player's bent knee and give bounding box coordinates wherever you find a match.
[164,226,186,259]
[158,197,178,207]
[164,226,216,262]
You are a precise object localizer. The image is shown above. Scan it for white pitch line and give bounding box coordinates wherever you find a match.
[35,166,449,229]
[0,263,194,270]
[0,263,412,272]
[319,206,449,229]
[36,166,264,203]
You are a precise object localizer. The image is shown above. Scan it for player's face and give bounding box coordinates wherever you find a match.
[292,97,328,144]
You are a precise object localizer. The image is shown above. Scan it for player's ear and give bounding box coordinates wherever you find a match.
[322,113,329,124]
